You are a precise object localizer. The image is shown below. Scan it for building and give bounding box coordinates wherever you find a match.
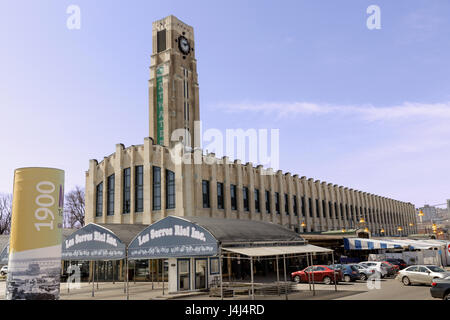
[85,15,418,237]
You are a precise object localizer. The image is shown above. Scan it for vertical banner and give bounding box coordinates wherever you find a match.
[6,168,64,300]
[156,65,164,145]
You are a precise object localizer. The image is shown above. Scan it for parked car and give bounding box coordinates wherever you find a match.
[430,277,450,300]
[0,265,7,276]
[350,263,379,281]
[329,264,361,282]
[385,258,407,270]
[291,265,342,285]
[359,261,389,278]
[382,261,399,275]
[397,265,450,286]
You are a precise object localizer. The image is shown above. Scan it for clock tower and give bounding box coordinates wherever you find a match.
[149,15,200,149]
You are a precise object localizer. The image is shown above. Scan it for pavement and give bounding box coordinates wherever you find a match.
[0,276,437,300]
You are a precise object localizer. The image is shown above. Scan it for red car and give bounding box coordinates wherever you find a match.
[382,261,399,273]
[291,265,342,285]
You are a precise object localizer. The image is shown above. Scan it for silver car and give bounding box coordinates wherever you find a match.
[397,265,450,286]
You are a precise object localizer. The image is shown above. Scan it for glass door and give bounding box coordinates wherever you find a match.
[195,258,207,290]
[178,259,190,291]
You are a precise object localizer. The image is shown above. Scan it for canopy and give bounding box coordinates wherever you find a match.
[128,216,219,259]
[222,244,332,257]
[344,237,447,250]
[344,238,403,250]
[62,223,126,260]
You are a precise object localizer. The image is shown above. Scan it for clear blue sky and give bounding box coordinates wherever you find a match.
[1,0,449,208]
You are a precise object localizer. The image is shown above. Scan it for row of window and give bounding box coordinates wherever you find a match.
[96,166,175,217]
[200,181,407,222]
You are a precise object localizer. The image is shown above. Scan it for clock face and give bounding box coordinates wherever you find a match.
[178,36,190,55]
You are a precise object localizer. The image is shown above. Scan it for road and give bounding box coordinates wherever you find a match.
[0,277,437,300]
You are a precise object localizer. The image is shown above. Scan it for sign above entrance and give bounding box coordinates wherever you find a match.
[128,216,218,259]
[62,223,126,260]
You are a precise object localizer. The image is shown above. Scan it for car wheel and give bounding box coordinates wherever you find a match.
[444,292,450,300]
[323,276,332,285]
[360,273,367,281]
[344,275,351,283]
[402,276,411,286]
[293,275,300,283]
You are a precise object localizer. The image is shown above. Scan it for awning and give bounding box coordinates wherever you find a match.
[344,238,403,250]
[344,237,446,250]
[128,216,219,259]
[222,244,332,257]
[62,223,126,260]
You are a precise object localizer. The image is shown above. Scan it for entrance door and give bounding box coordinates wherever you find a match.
[195,258,207,290]
[177,259,190,291]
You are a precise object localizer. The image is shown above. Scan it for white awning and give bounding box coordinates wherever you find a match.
[222,244,333,257]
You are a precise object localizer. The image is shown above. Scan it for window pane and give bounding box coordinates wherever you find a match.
[135,166,143,212]
[231,185,237,210]
[96,182,103,217]
[107,174,115,216]
[152,166,161,210]
[166,170,175,209]
[217,182,224,209]
[254,189,260,212]
[202,180,210,208]
[123,168,131,214]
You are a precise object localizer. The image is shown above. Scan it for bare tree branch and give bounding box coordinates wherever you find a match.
[63,186,85,229]
[0,194,12,235]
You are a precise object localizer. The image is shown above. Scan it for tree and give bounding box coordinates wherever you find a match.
[0,194,12,234]
[64,186,85,229]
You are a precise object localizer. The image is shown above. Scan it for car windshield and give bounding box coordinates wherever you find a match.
[427,266,445,273]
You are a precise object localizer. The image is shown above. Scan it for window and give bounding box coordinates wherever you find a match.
[135,166,143,212]
[285,194,289,215]
[202,180,210,208]
[340,203,344,220]
[166,169,175,209]
[329,201,332,218]
[157,29,166,52]
[345,204,349,220]
[183,68,189,122]
[254,189,260,212]
[316,199,320,218]
[309,198,313,217]
[275,192,280,214]
[210,258,219,275]
[265,190,270,214]
[107,174,115,216]
[301,196,305,216]
[230,185,237,210]
[335,202,338,218]
[123,168,131,214]
[217,182,224,209]
[322,199,326,218]
[293,195,298,216]
[152,166,161,210]
[96,182,103,217]
[243,187,249,211]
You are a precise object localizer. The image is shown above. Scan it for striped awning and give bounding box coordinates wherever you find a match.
[344,238,404,250]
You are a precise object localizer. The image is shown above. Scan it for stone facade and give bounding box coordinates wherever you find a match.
[85,15,418,236]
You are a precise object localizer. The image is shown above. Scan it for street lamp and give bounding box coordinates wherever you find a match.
[364,227,369,233]
[300,221,306,228]
[380,228,385,234]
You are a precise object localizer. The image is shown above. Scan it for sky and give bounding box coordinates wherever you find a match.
[0,0,449,208]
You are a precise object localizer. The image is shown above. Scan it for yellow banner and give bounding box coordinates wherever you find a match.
[10,167,64,253]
